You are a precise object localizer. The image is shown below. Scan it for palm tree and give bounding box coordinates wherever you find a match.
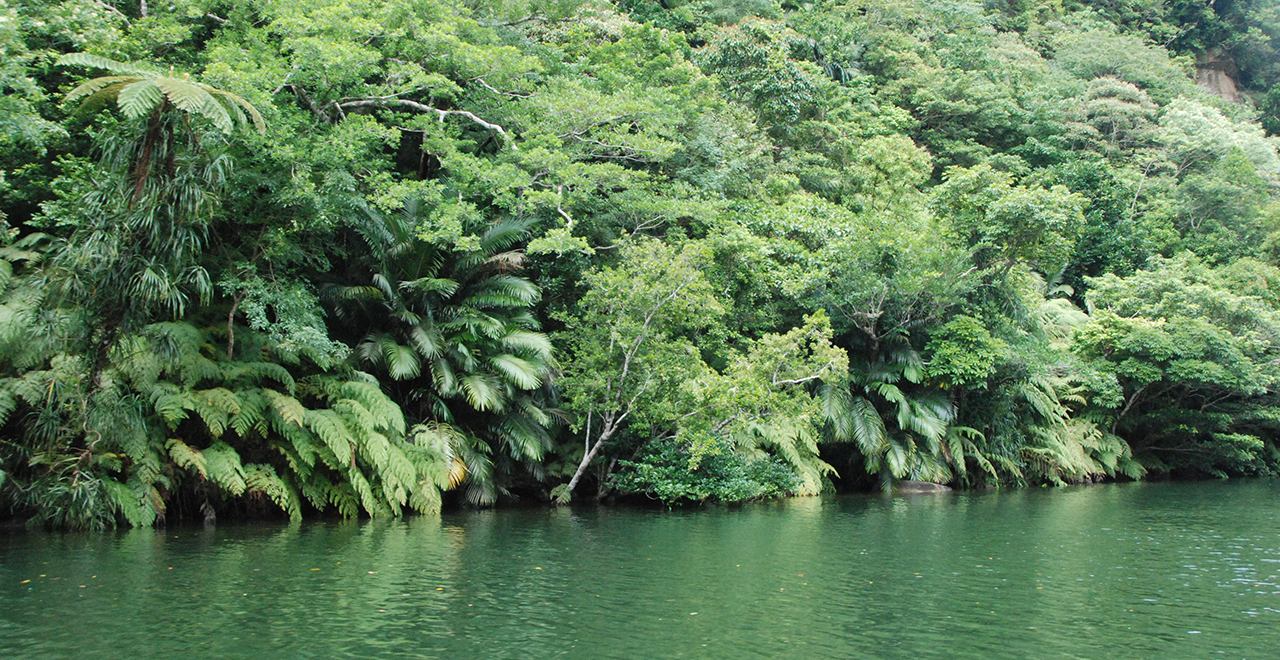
[823,343,960,489]
[327,200,557,504]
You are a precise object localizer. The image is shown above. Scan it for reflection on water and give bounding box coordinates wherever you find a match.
[2,480,1279,659]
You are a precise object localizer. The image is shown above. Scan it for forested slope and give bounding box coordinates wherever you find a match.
[3,0,1280,527]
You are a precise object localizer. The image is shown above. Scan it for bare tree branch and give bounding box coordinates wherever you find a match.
[338,99,509,140]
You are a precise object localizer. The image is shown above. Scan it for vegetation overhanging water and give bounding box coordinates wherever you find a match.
[6,0,1280,529]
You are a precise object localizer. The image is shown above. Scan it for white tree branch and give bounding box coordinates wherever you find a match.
[338,99,509,140]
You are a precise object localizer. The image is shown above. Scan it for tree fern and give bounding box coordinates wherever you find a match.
[59,54,265,135]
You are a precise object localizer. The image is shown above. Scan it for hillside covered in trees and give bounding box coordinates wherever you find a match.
[3,0,1280,528]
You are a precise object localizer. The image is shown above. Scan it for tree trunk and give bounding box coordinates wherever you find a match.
[596,458,619,502]
[564,422,616,499]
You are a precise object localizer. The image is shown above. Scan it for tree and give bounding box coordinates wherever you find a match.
[553,238,722,502]
[327,199,557,505]
[1075,254,1280,475]
[58,53,264,201]
[932,164,1087,275]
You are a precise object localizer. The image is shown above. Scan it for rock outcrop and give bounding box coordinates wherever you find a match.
[1197,49,1241,103]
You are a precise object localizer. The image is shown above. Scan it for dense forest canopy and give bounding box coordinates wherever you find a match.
[3,0,1280,528]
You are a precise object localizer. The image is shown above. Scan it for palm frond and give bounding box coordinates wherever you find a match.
[489,354,543,389]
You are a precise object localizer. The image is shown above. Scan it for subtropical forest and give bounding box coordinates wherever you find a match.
[3,0,1280,529]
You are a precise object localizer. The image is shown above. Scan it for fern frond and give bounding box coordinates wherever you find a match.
[215,89,266,133]
[57,53,158,76]
[201,442,248,496]
[265,390,307,428]
[0,386,17,427]
[63,75,140,103]
[346,469,382,516]
[154,77,219,125]
[306,409,354,464]
[105,479,159,528]
[329,482,360,518]
[229,389,268,438]
[334,380,405,436]
[192,388,242,438]
[152,391,191,428]
[116,79,164,119]
[179,353,222,387]
[222,361,296,392]
[243,463,301,521]
[166,438,208,478]
[76,81,131,112]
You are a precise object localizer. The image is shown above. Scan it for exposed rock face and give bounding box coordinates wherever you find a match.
[1197,49,1241,103]
[896,480,952,494]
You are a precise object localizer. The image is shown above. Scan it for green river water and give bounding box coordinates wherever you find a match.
[2,480,1280,659]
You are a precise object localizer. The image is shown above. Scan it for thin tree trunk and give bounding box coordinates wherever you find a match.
[564,422,615,498]
[596,458,618,501]
[132,105,167,203]
[226,295,242,360]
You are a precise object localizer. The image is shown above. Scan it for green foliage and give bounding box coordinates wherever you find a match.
[59,53,265,134]
[1076,254,1280,475]
[611,437,799,504]
[926,316,1007,389]
[932,164,1087,272]
[4,0,1280,526]
[328,199,557,505]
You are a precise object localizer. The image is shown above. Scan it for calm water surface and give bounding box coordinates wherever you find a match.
[3,480,1280,659]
